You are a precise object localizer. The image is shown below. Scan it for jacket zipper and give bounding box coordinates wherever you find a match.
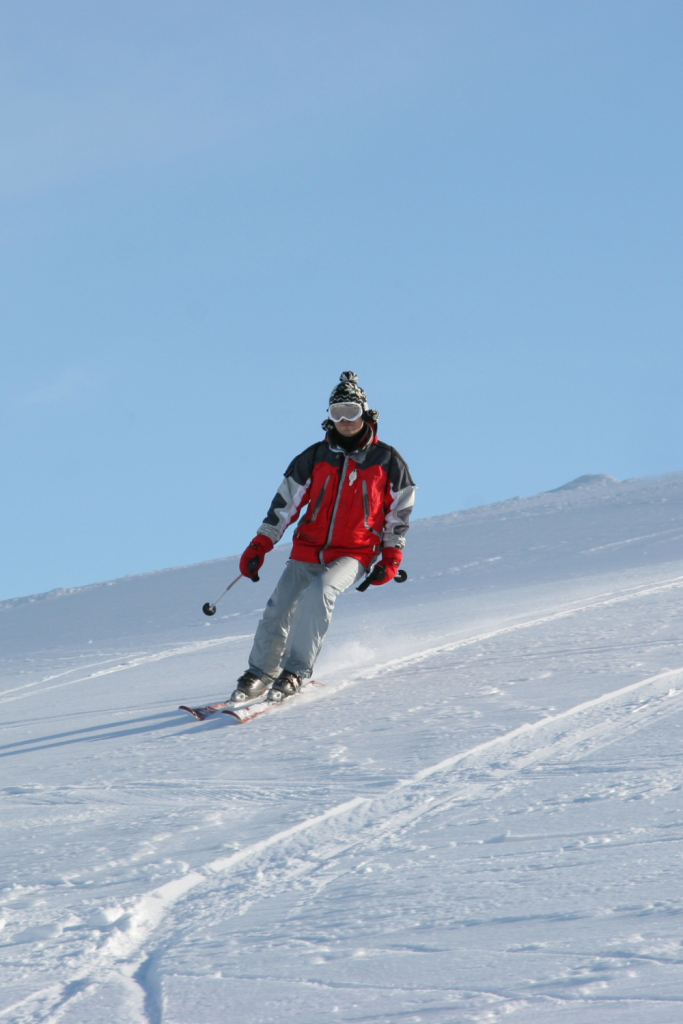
[320,455,349,563]
[362,478,382,537]
[362,479,370,529]
[308,477,329,522]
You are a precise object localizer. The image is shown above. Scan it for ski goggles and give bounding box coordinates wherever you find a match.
[328,401,364,422]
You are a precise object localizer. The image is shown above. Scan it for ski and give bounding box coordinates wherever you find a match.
[178,699,237,721]
[223,680,323,723]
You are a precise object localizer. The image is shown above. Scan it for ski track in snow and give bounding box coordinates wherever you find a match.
[4,571,683,709]
[351,572,683,684]
[18,658,683,1023]
[0,635,253,705]
[3,572,682,762]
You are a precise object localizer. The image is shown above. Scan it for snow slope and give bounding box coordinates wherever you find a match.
[2,472,683,1024]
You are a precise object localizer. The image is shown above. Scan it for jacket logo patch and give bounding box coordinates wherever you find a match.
[348,469,358,486]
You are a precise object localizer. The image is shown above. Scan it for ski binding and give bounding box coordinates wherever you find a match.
[223,679,323,723]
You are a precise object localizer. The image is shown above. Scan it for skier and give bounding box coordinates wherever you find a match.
[231,371,415,703]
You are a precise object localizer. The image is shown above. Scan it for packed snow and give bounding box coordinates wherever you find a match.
[2,472,683,1024]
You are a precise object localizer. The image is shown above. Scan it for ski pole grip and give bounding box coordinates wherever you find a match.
[356,564,386,592]
[247,556,261,582]
[395,569,408,583]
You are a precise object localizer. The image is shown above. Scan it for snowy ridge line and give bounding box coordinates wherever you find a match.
[0,554,244,611]
[351,573,683,683]
[0,634,252,705]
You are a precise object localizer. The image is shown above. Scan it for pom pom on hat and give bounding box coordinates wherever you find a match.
[328,371,367,408]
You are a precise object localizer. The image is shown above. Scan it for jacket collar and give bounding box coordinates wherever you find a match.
[326,421,376,457]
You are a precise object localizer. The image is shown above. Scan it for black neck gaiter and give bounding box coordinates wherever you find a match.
[328,422,373,453]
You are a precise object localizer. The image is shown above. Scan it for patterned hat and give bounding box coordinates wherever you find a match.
[325,371,379,427]
[328,371,368,409]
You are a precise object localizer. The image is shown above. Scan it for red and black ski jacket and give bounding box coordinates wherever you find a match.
[257,426,415,569]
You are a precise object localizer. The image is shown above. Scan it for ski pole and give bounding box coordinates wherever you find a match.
[356,566,408,593]
[202,575,242,616]
[202,556,262,615]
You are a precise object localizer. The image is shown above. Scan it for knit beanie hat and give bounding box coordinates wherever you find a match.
[326,371,379,426]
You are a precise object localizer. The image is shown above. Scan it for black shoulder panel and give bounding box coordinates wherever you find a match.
[370,441,415,488]
[283,441,338,484]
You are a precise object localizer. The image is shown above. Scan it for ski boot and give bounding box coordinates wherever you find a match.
[230,671,269,703]
[269,670,303,703]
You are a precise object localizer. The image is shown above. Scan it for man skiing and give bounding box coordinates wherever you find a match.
[231,371,415,704]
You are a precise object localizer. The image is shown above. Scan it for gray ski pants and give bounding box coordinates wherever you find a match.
[248,557,366,682]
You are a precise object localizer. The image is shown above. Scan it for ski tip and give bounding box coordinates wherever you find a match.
[221,709,245,722]
[178,705,206,721]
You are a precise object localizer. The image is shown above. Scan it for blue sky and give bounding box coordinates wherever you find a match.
[1,0,682,600]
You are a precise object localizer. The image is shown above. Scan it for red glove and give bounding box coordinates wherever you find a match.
[370,546,402,585]
[239,534,274,580]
